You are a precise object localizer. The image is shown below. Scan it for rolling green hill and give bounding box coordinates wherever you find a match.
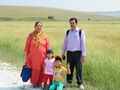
[93,11,120,17]
[0,5,119,21]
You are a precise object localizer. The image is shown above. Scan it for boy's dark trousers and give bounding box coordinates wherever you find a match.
[66,51,83,85]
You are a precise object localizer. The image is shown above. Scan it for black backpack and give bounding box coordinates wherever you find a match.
[66,29,82,38]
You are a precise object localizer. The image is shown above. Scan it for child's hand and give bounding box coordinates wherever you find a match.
[67,63,70,69]
[67,63,71,74]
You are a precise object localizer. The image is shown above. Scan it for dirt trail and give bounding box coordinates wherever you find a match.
[0,62,42,90]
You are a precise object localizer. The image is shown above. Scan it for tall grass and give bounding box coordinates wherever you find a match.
[0,20,120,90]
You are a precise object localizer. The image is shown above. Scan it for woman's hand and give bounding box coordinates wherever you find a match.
[25,52,29,56]
[43,63,46,71]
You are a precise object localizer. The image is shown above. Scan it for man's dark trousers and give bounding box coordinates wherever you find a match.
[66,51,83,85]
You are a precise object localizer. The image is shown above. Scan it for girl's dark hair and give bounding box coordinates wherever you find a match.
[34,21,42,27]
[69,17,78,24]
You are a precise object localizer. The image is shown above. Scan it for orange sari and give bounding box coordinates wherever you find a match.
[24,31,50,85]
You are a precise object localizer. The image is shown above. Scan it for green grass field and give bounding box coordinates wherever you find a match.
[0,20,120,90]
[0,5,120,90]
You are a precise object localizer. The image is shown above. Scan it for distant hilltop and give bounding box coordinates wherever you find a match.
[93,11,120,17]
[0,5,119,21]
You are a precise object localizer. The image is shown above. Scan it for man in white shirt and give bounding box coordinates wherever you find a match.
[62,18,86,90]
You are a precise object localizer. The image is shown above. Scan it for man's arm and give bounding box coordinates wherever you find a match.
[81,30,87,63]
[62,35,67,60]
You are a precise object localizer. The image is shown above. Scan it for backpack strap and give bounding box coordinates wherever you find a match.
[66,29,70,36]
[66,29,82,38]
[79,29,82,38]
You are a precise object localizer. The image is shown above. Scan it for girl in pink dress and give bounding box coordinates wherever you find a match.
[43,49,55,89]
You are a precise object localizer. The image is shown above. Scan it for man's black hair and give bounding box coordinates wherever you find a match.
[69,17,78,24]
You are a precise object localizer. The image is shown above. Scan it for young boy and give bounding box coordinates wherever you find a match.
[49,56,71,90]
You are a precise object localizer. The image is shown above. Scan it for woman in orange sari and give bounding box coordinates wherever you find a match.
[24,21,50,88]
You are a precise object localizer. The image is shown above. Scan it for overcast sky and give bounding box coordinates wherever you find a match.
[0,0,120,12]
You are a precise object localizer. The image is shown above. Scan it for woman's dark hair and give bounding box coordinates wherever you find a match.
[34,21,42,27]
[69,17,78,24]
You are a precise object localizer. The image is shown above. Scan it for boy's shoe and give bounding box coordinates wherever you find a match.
[79,84,84,90]
[66,83,72,87]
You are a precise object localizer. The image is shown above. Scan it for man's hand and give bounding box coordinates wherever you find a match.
[62,54,65,60]
[82,56,86,64]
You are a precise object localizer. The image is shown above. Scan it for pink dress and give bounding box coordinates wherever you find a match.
[43,58,55,86]
[24,34,50,85]
[44,58,55,75]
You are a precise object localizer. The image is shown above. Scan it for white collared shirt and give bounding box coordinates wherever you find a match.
[62,27,86,56]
